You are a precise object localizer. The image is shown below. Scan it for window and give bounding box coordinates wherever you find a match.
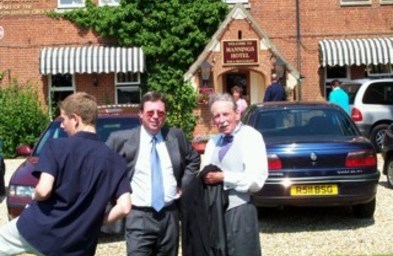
[340,0,371,5]
[324,66,349,99]
[49,74,75,116]
[363,82,393,105]
[99,0,120,6]
[58,0,85,9]
[115,72,142,104]
[367,64,393,77]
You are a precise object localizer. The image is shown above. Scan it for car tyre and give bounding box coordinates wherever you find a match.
[352,198,376,218]
[369,124,389,153]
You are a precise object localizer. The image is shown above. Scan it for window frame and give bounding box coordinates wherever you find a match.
[57,0,85,9]
[340,0,371,6]
[223,0,249,3]
[380,0,393,4]
[98,0,120,7]
[115,72,142,104]
[324,66,350,99]
[48,74,76,116]
[367,64,393,78]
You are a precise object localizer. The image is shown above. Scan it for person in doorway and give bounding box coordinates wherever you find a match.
[106,91,200,256]
[263,73,287,102]
[201,93,268,256]
[0,92,132,256]
[328,79,350,114]
[231,85,248,115]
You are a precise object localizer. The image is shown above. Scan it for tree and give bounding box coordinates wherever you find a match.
[51,0,228,137]
[0,80,50,157]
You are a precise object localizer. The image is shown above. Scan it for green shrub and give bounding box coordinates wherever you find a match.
[0,81,50,158]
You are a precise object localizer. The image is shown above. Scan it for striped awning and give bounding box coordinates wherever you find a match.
[319,38,393,67]
[40,46,145,75]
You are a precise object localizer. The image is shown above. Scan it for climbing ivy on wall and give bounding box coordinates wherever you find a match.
[50,0,228,137]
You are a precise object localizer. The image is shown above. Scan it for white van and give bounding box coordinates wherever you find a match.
[341,78,393,152]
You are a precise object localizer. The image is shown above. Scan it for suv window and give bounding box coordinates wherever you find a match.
[363,82,393,105]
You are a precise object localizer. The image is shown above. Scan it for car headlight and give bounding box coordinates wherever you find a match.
[8,185,35,198]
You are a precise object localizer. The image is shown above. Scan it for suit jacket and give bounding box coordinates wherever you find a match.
[101,126,200,234]
[106,125,200,189]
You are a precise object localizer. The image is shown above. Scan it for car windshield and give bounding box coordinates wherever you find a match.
[254,108,358,139]
[33,116,140,157]
[341,83,361,104]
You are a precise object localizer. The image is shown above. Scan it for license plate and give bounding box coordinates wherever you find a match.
[290,184,338,196]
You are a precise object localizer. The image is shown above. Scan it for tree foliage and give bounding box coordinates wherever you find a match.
[51,0,228,137]
[0,81,50,157]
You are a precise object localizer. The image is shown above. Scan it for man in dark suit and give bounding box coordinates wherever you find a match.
[106,91,200,256]
[263,73,287,102]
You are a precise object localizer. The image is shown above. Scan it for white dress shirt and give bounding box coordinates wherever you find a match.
[132,126,178,207]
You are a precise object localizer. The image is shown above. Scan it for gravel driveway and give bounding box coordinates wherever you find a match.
[1,156,393,256]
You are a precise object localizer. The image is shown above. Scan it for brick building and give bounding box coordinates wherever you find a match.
[1,0,392,136]
[186,1,393,135]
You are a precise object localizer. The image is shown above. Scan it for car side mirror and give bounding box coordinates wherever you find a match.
[16,144,33,157]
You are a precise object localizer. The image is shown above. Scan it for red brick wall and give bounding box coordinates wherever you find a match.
[0,0,112,104]
[249,0,393,100]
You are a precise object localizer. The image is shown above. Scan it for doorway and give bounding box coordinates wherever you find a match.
[224,72,249,101]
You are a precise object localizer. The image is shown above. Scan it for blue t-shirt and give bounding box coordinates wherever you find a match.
[17,131,131,256]
[329,87,350,114]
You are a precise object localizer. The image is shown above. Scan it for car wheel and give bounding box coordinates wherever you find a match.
[369,124,389,153]
[352,198,376,219]
[386,157,393,188]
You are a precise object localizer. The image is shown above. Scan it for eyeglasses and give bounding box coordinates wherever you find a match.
[145,110,166,119]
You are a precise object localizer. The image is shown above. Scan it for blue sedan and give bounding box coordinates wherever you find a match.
[242,101,380,218]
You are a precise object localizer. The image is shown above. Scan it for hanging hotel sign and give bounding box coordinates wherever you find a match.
[223,40,258,66]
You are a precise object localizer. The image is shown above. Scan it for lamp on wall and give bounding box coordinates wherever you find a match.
[200,61,212,87]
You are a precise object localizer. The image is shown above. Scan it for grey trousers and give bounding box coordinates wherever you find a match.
[125,206,179,256]
[225,203,262,256]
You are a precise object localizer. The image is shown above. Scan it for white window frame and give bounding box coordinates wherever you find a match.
[324,66,350,99]
[58,0,85,9]
[48,74,76,116]
[340,0,371,6]
[224,0,249,3]
[115,72,142,104]
[98,0,120,7]
[367,64,393,77]
[380,0,393,4]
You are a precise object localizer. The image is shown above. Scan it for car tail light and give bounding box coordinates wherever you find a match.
[351,108,363,122]
[345,150,377,167]
[268,154,282,170]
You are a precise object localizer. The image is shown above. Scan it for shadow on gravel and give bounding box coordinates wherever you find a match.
[98,232,124,244]
[258,206,374,233]
[378,180,391,189]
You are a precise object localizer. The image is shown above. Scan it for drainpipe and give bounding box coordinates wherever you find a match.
[296,0,302,100]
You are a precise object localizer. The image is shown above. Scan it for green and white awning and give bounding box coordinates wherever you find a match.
[319,38,393,67]
[40,46,145,75]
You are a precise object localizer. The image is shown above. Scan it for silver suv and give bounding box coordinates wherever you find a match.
[341,78,393,152]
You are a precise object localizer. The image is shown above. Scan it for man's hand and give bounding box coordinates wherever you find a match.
[203,171,224,185]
